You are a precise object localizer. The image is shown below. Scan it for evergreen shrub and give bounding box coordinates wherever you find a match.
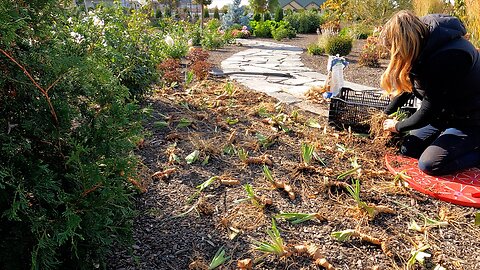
[284,10,325,33]
[325,35,353,56]
[214,7,220,19]
[221,0,250,29]
[264,12,271,21]
[275,7,284,22]
[0,1,146,269]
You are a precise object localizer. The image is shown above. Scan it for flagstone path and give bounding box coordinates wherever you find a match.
[221,39,374,116]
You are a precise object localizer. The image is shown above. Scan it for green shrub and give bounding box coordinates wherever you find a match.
[74,5,164,97]
[165,7,172,17]
[307,43,325,55]
[270,21,296,40]
[156,19,202,48]
[161,36,189,59]
[201,19,228,49]
[284,10,325,33]
[253,21,273,38]
[264,12,271,21]
[253,13,262,21]
[201,32,225,49]
[271,26,289,40]
[340,24,373,39]
[0,2,143,269]
[155,9,163,18]
[230,23,243,30]
[325,35,353,56]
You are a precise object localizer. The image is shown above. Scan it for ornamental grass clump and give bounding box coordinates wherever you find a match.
[307,43,325,55]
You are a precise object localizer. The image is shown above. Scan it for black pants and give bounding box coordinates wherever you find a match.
[400,125,480,175]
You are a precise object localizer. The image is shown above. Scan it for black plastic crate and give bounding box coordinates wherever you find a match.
[328,87,417,133]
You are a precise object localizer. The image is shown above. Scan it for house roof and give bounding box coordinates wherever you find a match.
[278,0,325,9]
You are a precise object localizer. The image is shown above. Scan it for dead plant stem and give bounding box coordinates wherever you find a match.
[1,48,59,125]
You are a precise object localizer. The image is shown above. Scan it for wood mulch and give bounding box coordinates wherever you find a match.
[107,34,480,270]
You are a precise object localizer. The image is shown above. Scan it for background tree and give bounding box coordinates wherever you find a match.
[195,0,213,31]
[413,0,447,16]
[204,7,210,18]
[174,8,181,19]
[214,6,220,19]
[221,0,250,29]
[159,0,179,13]
[321,0,349,21]
[465,0,480,47]
[274,7,283,22]
[346,0,402,23]
[249,0,268,14]
[268,0,280,13]
[183,6,189,19]
[221,5,229,14]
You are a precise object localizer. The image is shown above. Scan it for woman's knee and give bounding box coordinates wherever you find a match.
[400,125,442,158]
[400,136,424,158]
[417,157,443,175]
[417,145,447,175]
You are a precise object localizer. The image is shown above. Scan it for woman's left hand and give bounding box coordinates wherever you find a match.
[383,119,399,133]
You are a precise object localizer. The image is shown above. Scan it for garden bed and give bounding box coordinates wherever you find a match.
[107,35,480,269]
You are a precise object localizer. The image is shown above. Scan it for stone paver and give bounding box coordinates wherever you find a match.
[221,39,375,116]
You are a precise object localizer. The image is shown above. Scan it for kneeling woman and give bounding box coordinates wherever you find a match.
[381,10,480,176]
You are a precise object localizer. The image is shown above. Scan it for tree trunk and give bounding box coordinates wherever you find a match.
[200,4,204,33]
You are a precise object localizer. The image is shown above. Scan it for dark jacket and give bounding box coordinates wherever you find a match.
[384,14,480,132]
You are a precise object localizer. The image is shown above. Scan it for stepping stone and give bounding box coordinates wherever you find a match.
[220,40,378,117]
[269,91,302,105]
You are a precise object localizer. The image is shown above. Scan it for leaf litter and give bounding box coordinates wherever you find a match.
[108,78,480,270]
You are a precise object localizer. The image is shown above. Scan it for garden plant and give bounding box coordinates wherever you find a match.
[1,1,480,270]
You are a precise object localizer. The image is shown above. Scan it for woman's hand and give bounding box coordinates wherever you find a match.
[383,119,399,133]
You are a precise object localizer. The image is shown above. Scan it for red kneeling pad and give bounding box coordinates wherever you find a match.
[385,153,480,208]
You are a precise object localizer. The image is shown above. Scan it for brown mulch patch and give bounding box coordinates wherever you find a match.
[107,36,480,270]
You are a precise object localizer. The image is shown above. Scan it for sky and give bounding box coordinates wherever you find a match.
[208,0,249,9]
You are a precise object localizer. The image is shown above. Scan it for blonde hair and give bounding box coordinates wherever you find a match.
[380,10,429,96]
